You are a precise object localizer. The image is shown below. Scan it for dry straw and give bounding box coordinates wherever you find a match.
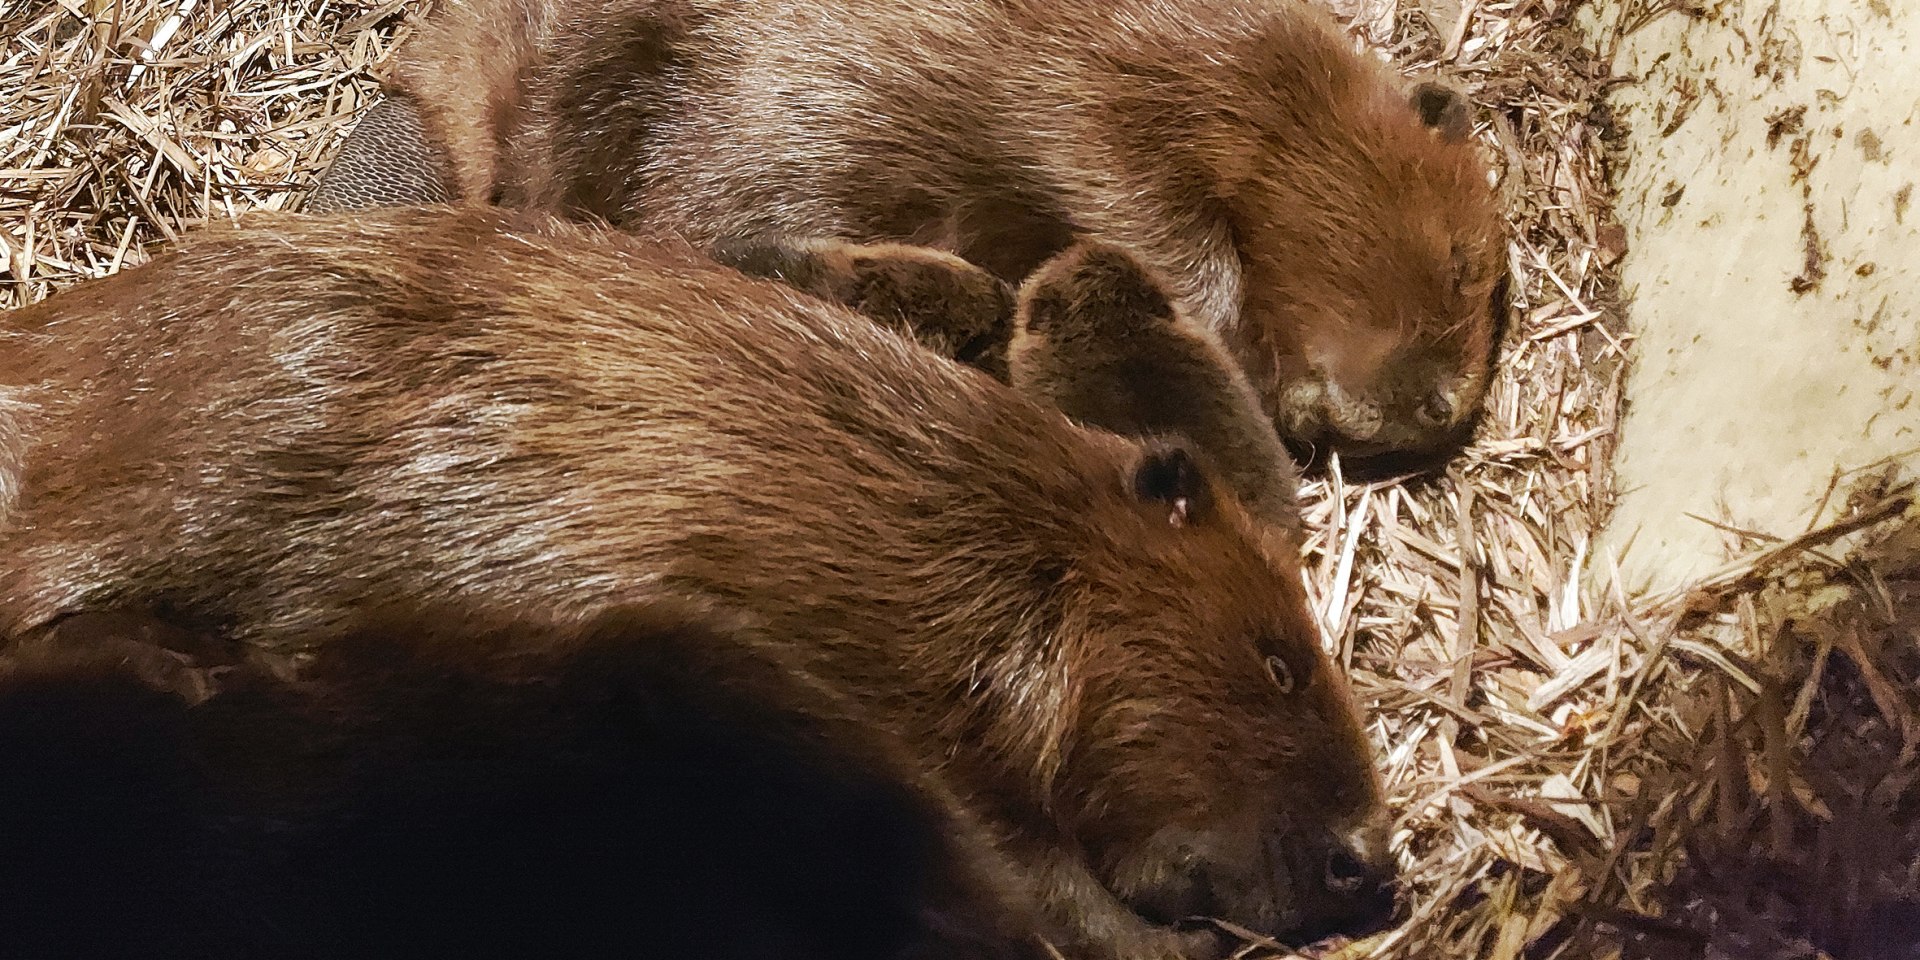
[2,0,1914,957]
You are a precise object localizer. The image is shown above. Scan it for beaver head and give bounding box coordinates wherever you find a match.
[1203,16,1509,476]
[956,435,1395,948]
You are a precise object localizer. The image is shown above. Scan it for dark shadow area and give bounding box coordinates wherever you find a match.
[1574,526,1920,960]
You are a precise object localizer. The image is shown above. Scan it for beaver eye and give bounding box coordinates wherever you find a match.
[1266,655,1296,695]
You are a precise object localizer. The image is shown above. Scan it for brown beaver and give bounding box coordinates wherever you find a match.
[0,207,1392,957]
[1007,241,1302,533]
[312,0,1509,475]
[0,600,1052,960]
[710,234,1300,528]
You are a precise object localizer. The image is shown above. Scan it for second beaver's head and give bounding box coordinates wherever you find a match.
[1194,10,1509,476]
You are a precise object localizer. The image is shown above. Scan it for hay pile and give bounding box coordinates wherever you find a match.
[0,0,411,310]
[3,1,1915,958]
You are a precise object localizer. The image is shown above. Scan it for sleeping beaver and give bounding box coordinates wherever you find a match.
[307,0,1510,475]
[0,208,1392,957]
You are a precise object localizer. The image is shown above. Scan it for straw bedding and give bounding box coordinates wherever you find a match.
[2,0,1914,957]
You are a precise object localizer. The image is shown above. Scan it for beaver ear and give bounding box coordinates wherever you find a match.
[1131,443,1212,528]
[1015,241,1177,340]
[1410,81,1473,144]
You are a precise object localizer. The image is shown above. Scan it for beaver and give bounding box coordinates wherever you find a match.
[0,207,1392,958]
[0,600,1052,960]
[1007,241,1301,533]
[710,234,1302,526]
[309,0,1510,475]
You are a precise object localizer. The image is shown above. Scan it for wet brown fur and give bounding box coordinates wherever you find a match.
[0,600,1054,960]
[391,0,1509,474]
[0,208,1389,957]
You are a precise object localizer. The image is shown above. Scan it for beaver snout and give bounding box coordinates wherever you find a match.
[1279,373,1474,478]
[1290,831,1401,944]
[1115,815,1401,949]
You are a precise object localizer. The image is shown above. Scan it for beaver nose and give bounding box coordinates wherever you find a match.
[1319,842,1399,933]
[1323,846,1388,896]
[1413,390,1455,428]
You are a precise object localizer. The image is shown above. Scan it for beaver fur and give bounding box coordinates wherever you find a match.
[0,207,1393,957]
[372,0,1509,473]
[0,600,1052,960]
